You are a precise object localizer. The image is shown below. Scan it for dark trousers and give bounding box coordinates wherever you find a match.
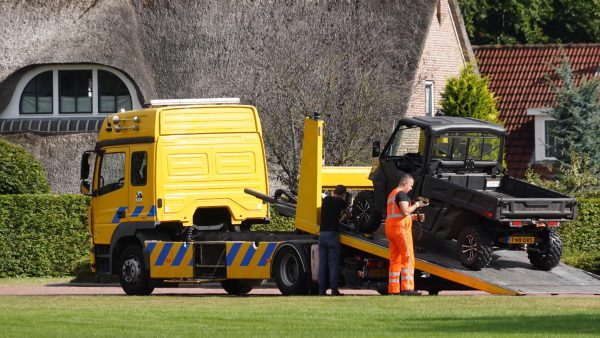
[318,231,341,294]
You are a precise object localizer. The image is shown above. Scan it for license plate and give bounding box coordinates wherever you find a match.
[364,269,387,278]
[509,236,535,244]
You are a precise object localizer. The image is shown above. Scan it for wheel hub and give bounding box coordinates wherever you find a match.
[122,257,141,284]
[461,234,478,261]
[355,200,370,223]
[280,255,299,286]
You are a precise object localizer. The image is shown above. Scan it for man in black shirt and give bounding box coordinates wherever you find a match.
[318,184,350,296]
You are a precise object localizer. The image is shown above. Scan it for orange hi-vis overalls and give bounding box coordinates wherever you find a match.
[385,188,415,294]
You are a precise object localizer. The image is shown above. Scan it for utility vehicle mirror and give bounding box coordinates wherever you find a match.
[372,141,381,158]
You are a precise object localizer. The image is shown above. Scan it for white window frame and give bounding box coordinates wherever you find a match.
[528,107,558,162]
[1,64,141,118]
[425,80,434,116]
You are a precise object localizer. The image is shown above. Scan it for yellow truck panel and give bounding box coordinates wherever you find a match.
[147,241,194,279]
[226,242,279,279]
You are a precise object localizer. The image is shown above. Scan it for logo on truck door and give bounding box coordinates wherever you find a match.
[136,191,143,202]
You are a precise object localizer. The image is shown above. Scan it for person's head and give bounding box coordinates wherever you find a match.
[398,174,414,193]
[333,184,347,198]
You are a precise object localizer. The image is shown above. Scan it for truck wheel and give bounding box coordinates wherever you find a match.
[352,191,382,233]
[273,244,310,295]
[221,279,257,295]
[527,228,563,271]
[119,245,154,295]
[456,226,493,270]
[376,282,389,295]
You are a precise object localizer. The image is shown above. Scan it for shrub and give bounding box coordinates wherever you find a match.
[440,63,500,123]
[558,196,600,274]
[0,139,50,194]
[0,194,89,277]
[252,208,295,232]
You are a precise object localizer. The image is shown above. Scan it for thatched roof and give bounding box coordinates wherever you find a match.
[0,0,438,115]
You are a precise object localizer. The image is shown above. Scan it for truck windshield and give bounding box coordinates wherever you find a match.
[385,126,422,157]
[431,132,501,162]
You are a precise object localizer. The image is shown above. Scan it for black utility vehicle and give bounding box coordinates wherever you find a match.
[352,116,576,270]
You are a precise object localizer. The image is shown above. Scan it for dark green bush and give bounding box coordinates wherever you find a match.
[0,139,50,194]
[559,197,600,253]
[0,194,89,277]
[559,196,600,274]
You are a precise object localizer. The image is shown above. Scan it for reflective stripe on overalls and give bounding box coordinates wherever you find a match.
[385,188,415,294]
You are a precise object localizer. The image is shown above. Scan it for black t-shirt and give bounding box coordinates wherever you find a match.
[395,191,410,205]
[320,195,347,232]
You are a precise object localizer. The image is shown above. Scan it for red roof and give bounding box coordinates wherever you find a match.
[474,44,600,177]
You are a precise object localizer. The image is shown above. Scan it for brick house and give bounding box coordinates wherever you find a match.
[474,44,600,177]
[0,0,473,193]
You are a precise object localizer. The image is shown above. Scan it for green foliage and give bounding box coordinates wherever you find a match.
[252,208,295,232]
[459,0,600,44]
[547,61,600,169]
[559,197,600,253]
[441,63,500,123]
[0,194,90,277]
[0,139,50,194]
[524,149,598,195]
[558,196,600,274]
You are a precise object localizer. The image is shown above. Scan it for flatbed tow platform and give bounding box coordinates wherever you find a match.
[338,228,600,295]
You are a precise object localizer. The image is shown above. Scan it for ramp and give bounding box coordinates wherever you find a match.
[339,228,600,295]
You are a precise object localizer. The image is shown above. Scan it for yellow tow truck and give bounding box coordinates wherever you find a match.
[81,99,600,296]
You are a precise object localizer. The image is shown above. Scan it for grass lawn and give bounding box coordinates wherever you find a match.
[0,295,599,337]
[0,277,72,287]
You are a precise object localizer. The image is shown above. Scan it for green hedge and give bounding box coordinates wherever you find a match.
[559,197,600,274]
[0,194,90,277]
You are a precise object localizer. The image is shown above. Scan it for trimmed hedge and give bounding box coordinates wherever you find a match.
[0,139,50,194]
[559,196,600,274]
[0,194,89,277]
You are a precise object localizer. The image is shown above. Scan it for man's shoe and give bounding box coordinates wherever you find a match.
[331,289,344,296]
[400,290,422,296]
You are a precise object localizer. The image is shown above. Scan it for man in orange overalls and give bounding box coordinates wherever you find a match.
[385,173,428,296]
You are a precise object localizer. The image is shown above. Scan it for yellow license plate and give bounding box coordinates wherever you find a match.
[509,236,535,244]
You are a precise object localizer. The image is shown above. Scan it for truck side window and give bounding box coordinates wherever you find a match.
[98,152,125,196]
[131,152,147,186]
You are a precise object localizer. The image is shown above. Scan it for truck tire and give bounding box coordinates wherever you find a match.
[273,244,311,295]
[456,226,493,270]
[527,228,563,271]
[376,282,389,295]
[119,245,155,295]
[221,279,257,295]
[352,191,382,233]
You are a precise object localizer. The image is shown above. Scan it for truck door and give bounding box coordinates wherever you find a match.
[128,148,155,224]
[91,147,129,244]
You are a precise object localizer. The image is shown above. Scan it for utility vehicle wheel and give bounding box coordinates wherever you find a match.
[221,279,257,295]
[456,226,493,270]
[376,282,389,295]
[527,228,563,271]
[119,245,154,295]
[273,244,311,295]
[352,191,381,233]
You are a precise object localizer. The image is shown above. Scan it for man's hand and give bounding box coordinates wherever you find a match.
[415,200,429,208]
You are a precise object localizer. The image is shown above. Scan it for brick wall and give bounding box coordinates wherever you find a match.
[405,0,467,118]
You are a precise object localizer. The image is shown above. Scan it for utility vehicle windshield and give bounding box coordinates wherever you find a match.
[385,126,423,157]
[431,132,501,162]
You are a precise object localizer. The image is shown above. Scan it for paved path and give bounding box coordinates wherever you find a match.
[0,283,492,296]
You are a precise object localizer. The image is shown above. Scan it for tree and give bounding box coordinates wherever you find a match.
[459,0,600,45]
[0,139,50,194]
[546,61,600,169]
[440,63,500,123]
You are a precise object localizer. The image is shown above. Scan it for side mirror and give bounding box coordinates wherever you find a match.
[81,179,91,195]
[372,141,381,158]
[80,151,95,195]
